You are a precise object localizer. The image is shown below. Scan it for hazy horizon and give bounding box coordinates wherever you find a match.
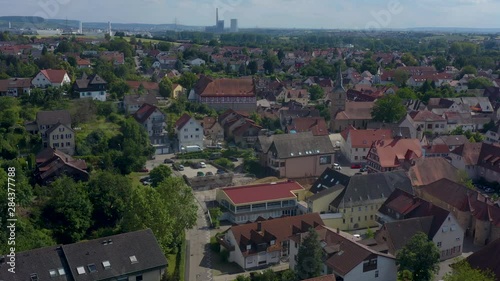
[0,0,499,29]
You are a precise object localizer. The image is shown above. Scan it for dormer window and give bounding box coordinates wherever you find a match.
[270,240,276,245]
[246,244,251,250]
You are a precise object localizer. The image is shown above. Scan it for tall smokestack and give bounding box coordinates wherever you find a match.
[216,8,219,25]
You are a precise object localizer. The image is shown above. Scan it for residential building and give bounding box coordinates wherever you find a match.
[283,88,310,105]
[219,109,262,147]
[32,69,71,88]
[190,76,257,111]
[123,92,158,114]
[0,78,31,96]
[375,189,464,261]
[484,122,500,144]
[0,229,167,281]
[201,116,224,143]
[73,74,108,101]
[265,132,335,179]
[409,110,447,134]
[449,142,482,179]
[331,101,375,132]
[279,108,321,130]
[133,103,170,155]
[466,238,500,280]
[126,81,160,96]
[415,178,500,246]
[432,135,470,151]
[34,148,89,185]
[340,127,392,164]
[171,83,185,99]
[175,113,204,152]
[475,143,500,183]
[218,213,324,270]
[289,225,397,281]
[408,157,461,187]
[307,169,413,231]
[285,117,329,136]
[366,138,423,173]
[189,58,206,66]
[215,180,306,224]
[25,110,75,155]
[76,57,91,69]
[100,51,125,65]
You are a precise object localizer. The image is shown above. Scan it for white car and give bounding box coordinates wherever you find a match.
[333,163,342,170]
[200,162,206,168]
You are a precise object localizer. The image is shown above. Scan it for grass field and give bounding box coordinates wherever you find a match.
[76,117,121,140]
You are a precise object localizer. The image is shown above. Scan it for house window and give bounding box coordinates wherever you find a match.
[319,156,332,165]
[184,128,188,132]
[437,242,442,248]
[350,218,353,223]
[136,275,143,281]
[358,207,362,211]
[184,136,188,139]
[427,124,432,129]
[66,142,70,146]
[358,217,360,222]
[375,270,379,278]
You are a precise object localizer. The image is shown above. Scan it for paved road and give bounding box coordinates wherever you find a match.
[186,192,214,281]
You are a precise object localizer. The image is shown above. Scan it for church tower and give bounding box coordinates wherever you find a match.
[330,67,346,131]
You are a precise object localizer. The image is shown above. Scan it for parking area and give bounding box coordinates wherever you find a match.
[174,163,219,178]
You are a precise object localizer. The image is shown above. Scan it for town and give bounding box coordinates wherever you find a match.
[0,8,500,281]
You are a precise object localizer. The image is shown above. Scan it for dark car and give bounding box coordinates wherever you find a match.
[360,167,367,172]
[206,171,214,176]
[216,169,225,175]
[164,158,174,164]
[228,156,238,162]
[351,164,361,169]
[138,167,149,173]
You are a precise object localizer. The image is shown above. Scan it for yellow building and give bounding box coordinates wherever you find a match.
[171,83,186,99]
[305,168,413,231]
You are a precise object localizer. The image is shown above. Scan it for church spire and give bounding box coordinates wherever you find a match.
[334,66,345,92]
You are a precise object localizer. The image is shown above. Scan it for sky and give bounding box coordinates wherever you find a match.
[0,0,499,29]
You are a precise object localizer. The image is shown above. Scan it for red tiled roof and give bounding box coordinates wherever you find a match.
[371,138,423,168]
[335,101,374,120]
[76,58,91,66]
[175,113,192,130]
[197,76,255,97]
[202,116,217,130]
[126,81,159,91]
[419,178,471,212]
[287,117,328,136]
[221,181,304,205]
[409,110,445,122]
[229,213,324,257]
[133,103,159,123]
[0,78,31,91]
[344,128,392,148]
[409,157,461,186]
[40,69,68,83]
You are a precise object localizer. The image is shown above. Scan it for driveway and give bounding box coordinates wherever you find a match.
[434,237,483,280]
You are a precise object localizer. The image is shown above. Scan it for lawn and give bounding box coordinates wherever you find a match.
[75,117,121,140]
[127,172,149,187]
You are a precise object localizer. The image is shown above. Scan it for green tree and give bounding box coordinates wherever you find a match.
[309,85,325,101]
[214,158,235,170]
[87,171,133,228]
[159,77,173,98]
[149,165,172,187]
[401,53,418,66]
[443,259,495,281]
[360,58,378,75]
[113,117,153,174]
[296,228,323,280]
[397,88,418,100]
[396,232,440,281]
[248,60,258,75]
[371,95,406,123]
[433,56,448,72]
[41,177,93,243]
[178,72,198,91]
[460,65,477,78]
[394,69,410,87]
[467,77,494,89]
[398,270,414,281]
[209,207,222,228]
[156,177,197,245]
[263,58,275,74]
[365,228,375,239]
[109,80,130,100]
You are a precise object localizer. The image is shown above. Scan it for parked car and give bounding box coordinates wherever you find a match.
[139,177,150,184]
[138,167,149,173]
[333,163,341,170]
[164,158,174,164]
[228,156,238,162]
[206,171,214,176]
[360,167,367,172]
[197,171,205,177]
[178,164,184,171]
[216,169,225,175]
[209,153,222,160]
[351,164,362,169]
[200,162,207,168]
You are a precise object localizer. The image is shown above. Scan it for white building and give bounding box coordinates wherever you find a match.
[175,113,204,151]
[32,69,71,88]
[289,225,397,281]
[340,128,392,163]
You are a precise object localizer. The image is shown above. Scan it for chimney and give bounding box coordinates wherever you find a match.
[336,228,340,234]
[257,221,261,232]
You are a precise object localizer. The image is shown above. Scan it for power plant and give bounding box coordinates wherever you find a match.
[206,8,238,33]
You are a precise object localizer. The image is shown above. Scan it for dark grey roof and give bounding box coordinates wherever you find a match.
[310,168,351,194]
[62,229,167,281]
[331,170,413,208]
[0,229,167,281]
[36,110,72,126]
[268,132,335,159]
[256,135,274,152]
[123,92,158,106]
[45,122,74,136]
[0,245,70,281]
[376,216,433,255]
[308,184,345,202]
